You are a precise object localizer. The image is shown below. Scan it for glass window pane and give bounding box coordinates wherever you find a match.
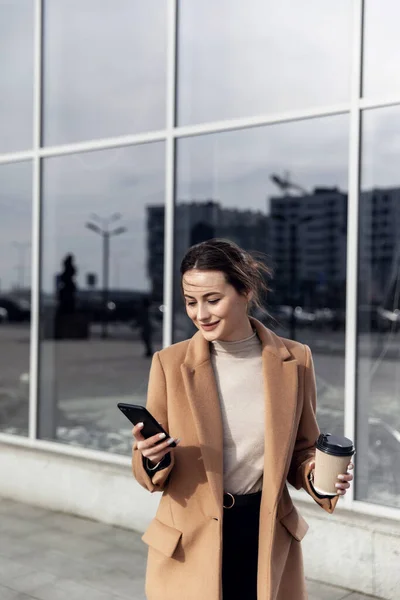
[43,0,167,146]
[174,116,349,438]
[178,0,353,126]
[363,0,400,98]
[39,143,165,453]
[357,105,400,509]
[0,1,34,153]
[0,161,32,436]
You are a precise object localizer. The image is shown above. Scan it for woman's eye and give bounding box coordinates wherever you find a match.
[208,299,220,305]
[187,302,196,307]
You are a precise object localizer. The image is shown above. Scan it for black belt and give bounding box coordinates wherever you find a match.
[223,491,262,510]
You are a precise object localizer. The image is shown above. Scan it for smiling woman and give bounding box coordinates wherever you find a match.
[132,237,354,600]
[180,239,272,342]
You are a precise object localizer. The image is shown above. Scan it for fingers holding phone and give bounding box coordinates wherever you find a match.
[133,422,180,466]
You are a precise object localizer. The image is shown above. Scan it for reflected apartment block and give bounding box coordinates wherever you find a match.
[359,187,400,307]
[269,187,348,308]
[146,205,165,303]
[147,200,269,300]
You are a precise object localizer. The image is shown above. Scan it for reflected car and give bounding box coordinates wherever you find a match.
[0,296,31,322]
[313,308,335,327]
[274,305,316,327]
[376,306,400,332]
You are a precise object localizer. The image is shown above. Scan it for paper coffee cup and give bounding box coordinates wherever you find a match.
[313,433,355,496]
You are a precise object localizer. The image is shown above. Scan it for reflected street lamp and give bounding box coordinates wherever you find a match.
[85,213,127,338]
[270,172,308,196]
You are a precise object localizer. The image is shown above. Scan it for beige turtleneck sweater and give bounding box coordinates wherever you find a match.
[210,332,265,495]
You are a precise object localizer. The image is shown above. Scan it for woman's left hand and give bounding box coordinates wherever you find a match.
[309,461,354,495]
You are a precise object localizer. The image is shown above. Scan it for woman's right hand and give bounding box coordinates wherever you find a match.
[132,422,180,467]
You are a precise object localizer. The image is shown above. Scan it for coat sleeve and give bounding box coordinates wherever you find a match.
[287,344,339,514]
[132,351,175,493]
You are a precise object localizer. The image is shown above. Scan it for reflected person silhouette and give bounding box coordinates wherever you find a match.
[57,253,77,316]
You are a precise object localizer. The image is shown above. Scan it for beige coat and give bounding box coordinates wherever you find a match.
[132,318,338,600]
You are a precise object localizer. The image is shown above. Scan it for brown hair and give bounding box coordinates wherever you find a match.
[180,238,272,311]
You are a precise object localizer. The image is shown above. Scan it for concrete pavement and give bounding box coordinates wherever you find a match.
[0,497,384,600]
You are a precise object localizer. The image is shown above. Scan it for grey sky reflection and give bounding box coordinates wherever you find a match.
[363,0,400,98]
[0,0,34,153]
[362,105,400,189]
[43,0,167,145]
[178,0,353,125]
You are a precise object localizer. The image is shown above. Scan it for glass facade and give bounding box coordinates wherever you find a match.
[38,143,165,452]
[0,1,399,512]
[0,161,32,436]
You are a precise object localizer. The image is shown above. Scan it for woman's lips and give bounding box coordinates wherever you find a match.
[200,321,220,331]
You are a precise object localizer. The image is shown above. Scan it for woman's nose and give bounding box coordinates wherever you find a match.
[197,303,210,321]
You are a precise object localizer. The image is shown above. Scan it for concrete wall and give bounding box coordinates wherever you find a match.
[1,439,399,600]
[0,439,159,532]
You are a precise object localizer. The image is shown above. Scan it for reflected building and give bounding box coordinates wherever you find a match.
[147,200,269,302]
[269,187,347,308]
[359,187,400,306]
[146,205,165,303]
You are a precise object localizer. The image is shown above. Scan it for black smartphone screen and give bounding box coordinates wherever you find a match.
[117,403,176,447]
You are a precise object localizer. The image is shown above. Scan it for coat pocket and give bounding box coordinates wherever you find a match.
[142,518,182,558]
[279,506,309,542]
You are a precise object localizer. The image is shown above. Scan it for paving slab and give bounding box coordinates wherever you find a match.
[0,497,384,600]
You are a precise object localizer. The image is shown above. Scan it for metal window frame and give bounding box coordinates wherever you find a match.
[0,0,399,519]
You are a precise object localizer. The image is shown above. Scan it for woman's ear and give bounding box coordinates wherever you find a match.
[246,289,254,304]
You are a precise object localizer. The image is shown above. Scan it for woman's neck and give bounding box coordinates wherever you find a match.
[217,319,253,342]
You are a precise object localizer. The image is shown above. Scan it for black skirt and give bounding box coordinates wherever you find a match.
[222,492,261,600]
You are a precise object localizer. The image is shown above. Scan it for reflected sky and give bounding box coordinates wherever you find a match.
[2,2,400,155]
[178,0,353,125]
[0,0,34,153]
[363,0,400,98]
[41,142,165,294]
[361,105,400,189]
[42,0,167,145]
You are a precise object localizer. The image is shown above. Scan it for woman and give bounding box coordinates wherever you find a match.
[132,239,353,600]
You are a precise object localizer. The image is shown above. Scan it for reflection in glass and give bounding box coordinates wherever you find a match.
[356,106,400,508]
[39,143,165,453]
[174,116,349,437]
[178,0,352,125]
[0,162,32,436]
[43,0,167,145]
[0,0,34,153]
[363,0,400,98]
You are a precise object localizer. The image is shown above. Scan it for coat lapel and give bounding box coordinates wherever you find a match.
[181,318,298,515]
[181,333,224,515]
[255,322,299,512]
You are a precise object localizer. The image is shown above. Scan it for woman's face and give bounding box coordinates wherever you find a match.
[182,269,252,342]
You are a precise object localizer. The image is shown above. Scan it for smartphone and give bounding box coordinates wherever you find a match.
[117,403,176,447]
